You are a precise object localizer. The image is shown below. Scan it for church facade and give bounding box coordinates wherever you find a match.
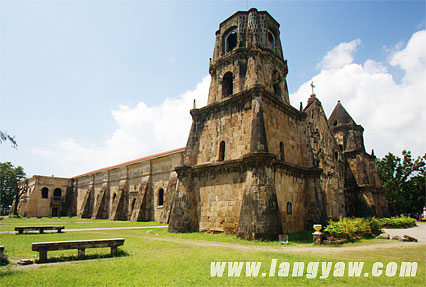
[13,9,388,240]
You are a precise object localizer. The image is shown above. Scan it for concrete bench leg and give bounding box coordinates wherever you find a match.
[78,248,85,258]
[39,250,48,262]
[57,229,62,233]
[111,246,117,256]
[40,229,44,234]
[18,229,23,234]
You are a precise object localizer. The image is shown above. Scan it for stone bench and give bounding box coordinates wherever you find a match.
[32,238,125,262]
[15,226,64,234]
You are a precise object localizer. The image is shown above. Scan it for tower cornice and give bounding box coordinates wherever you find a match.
[191,86,304,120]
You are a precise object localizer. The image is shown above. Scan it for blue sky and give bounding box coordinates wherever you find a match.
[1,0,425,177]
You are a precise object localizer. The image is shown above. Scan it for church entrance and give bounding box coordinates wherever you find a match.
[52,207,58,217]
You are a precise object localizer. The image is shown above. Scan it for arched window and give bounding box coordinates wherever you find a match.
[267,30,275,51]
[53,188,62,197]
[335,151,339,161]
[218,141,225,161]
[333,120,338,126]
[41,187,49,199]
[279,142,285,161]
[158,189,164,206]
[224,28,237,54]
[287,201,292,214]
[222,72,233,98]
[112,193,116,202]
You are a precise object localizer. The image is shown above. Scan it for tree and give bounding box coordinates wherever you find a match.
[0,162,26,215]
[0,131,17,148]
[376,150,426,216]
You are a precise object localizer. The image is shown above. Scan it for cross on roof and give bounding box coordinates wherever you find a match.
[311,81,315,94]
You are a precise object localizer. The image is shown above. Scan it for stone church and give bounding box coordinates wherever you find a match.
[13,9,388,240]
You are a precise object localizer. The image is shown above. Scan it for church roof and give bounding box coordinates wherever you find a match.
[328,101,357,127]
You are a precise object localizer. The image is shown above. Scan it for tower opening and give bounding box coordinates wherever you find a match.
[222,72,233,98]
[224,29,237,54]
[218,141,226,161]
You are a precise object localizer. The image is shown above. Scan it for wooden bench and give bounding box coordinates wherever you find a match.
[32,238,125,262]
[15,226,64,234]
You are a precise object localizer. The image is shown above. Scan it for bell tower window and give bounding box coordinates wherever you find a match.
[224,28,237,54]
[222,72,233,98]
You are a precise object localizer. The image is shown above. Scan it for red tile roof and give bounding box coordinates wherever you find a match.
[74,147,185,178]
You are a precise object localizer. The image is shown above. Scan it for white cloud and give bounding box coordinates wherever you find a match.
[317,38,361,70]
[34,76,210,177]
[293,30,426,159]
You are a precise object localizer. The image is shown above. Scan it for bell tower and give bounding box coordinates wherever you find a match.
[168,9,324,240]
[207,8,289,105]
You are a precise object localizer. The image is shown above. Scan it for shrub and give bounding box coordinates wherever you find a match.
[376,216,417,228]
[8,214,21,219]
[324,217,382,241]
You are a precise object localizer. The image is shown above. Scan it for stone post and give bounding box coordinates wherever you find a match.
[312,224,323,245]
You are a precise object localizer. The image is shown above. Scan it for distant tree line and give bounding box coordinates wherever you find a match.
[376,150,426,217]
[0,162,26,215]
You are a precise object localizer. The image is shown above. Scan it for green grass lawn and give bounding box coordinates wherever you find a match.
[0,216,166,231]
[0,219,424,286]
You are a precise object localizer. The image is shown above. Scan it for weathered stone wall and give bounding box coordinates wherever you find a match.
[261,94,305,166]
[74,149,184,223]
[184,94,253,166]
[195,164,246,234]
[303,95,346,218]
[274,167,307,233]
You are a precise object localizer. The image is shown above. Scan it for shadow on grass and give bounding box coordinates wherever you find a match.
[288,230,313,244]
[36,249,129,264]
[0,260,10,267]
[15,232,66,235]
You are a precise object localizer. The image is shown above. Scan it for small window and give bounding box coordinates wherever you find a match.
[279,142,285,161]
[333,120,338,126]
[158,189,164,206]
[53,188,62,197]
[335,151,339,161]
[287,202,292,214]
[218,141,225,161]
[339,144,343,151]
[224,29,237,54]
[222,72,233,98]
[41,187,49,199]
[112,193,116,202]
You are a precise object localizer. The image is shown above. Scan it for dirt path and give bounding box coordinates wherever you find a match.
[383,222,426,242]
[141,235,424,255]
